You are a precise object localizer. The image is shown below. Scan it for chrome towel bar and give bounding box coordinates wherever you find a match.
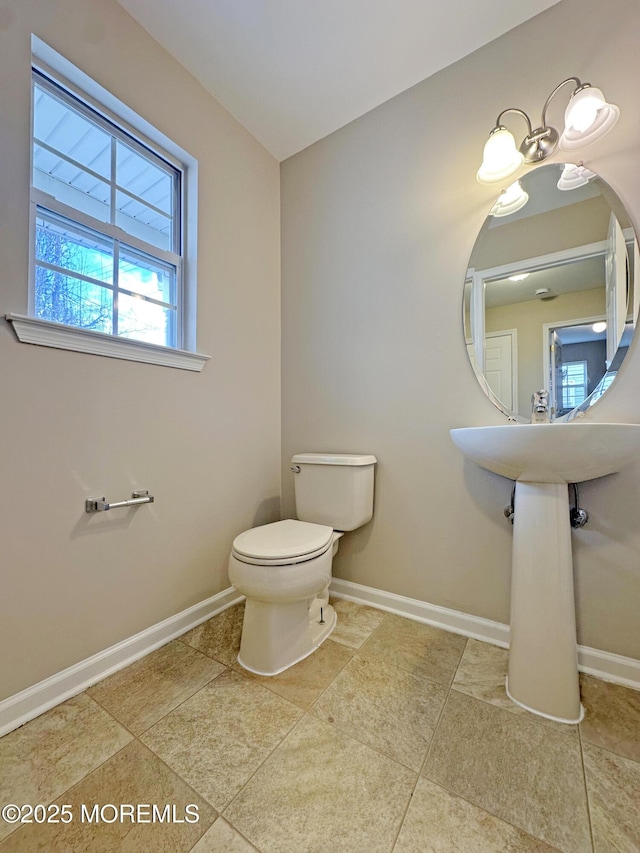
[85,490,154,513]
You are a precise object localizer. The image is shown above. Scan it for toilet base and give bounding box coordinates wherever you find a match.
[237,597,336,676]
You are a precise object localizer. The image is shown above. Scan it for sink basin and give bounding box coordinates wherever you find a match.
[450,422,640,483]
[450,421,640,724]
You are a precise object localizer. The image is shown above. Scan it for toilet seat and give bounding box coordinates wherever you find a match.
[231,519,334,566]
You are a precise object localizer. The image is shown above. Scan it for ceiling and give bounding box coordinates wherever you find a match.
[116,0,562,161]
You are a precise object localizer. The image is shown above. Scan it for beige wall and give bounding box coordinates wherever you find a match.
[281,0,640,659]
[470,195,612,270]
[0,0,281,699]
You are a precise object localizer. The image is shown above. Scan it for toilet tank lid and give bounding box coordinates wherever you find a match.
[291,453,377,466]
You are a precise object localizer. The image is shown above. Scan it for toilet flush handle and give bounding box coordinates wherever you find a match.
[290,465,301,473]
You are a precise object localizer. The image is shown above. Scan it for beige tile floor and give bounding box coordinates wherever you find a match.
[1,598,639,852]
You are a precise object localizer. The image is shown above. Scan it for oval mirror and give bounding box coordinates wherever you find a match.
[464,163,639,421]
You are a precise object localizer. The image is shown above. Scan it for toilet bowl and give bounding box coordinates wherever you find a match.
[228,452,376,677]
[228,520,340,675]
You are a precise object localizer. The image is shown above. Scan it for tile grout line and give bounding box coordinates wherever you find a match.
[0,733,134,849]
[126,734,223,844]
[578,725,597,853]
[420,637,468,774]
[81,605,368,846]
[126,738,221,844]
[302,612,462,777]
[88,653,233,739]
[418,642,575,852]
[388,631,470,851]
[242,637,357,712]
[0,693,136,848]
[578,733,640,767]
[216,610,427,848]
[18,689,223,848]
[183,817,262,853]
[85,668,255,847]
[448,683,580,736]
[389,670,458,851]
[138,664,305,816]
[217,614,391,823]
[390,636,513,852]
[218,706,311,823]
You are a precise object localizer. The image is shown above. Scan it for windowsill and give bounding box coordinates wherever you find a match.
[5,314,210,372]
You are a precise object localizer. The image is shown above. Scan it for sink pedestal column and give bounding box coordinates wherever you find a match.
[506,481,583,723]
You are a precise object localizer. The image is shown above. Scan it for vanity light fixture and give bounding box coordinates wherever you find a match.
[489,180,529,217]
[477,78,619,184]
[592,321,607,333]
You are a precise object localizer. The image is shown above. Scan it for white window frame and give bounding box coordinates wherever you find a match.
[7,36,209,372]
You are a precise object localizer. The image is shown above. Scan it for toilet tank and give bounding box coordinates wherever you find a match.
[291,453,377,531]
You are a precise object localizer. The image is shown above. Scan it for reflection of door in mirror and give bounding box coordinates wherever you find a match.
[605,213,627,366]
[485,330,517,411]
[551,330,562,415]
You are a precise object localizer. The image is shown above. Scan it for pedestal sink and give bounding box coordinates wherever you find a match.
[450,422,640,723]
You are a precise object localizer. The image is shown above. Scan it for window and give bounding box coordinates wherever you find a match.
[32,67,181,345]
[9,39,207,371]
[561,361,588,410]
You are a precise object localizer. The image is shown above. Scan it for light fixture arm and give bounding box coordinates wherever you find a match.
[494,108,534,138]
[495,80,589,153]
[542,77,591,127]
[540,77,584,128]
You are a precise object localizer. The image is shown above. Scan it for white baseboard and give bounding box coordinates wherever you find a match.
[0,588,243,738]
[578,646,640,691]
[3,580,638,739]
[329,578,640,691]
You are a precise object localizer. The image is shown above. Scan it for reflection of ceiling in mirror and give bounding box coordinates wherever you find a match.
[487,163,601,228]
[485,255,605,308]
[556,321,633,347]
[556,323,605,345]
[470,196,611,272]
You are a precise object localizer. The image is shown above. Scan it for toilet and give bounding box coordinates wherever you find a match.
[228,453,376,676]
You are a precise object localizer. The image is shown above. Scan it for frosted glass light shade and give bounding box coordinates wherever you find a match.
[560,87,620,150]
[477,128,525,183]
[490,180,529,217]
[557,163,596,191]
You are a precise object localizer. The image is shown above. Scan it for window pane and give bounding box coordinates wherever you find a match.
[116,139,175,251]
[119,246,175,305]
[115,190,172,251]
[33,82,112,223]
[561,362,588,409]
[35,266,113,333]
[33,83,111,178]
[33,144,112,223]
[36,211,114,284]
[116,140,173,214]
[117,292,175,347]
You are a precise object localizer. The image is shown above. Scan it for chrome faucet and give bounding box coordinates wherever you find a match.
[531,389,550,423]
